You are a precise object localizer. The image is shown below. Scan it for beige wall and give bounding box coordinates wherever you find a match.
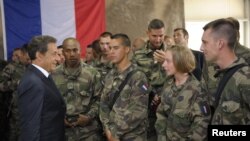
[106,0,184,41]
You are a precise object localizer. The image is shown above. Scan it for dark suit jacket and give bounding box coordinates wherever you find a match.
[191,49,205,81]
[17,65,66,141]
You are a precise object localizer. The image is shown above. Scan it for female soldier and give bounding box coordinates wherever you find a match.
[155,45,210,141]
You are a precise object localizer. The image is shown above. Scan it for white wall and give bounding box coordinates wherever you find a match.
[184,0,249,51]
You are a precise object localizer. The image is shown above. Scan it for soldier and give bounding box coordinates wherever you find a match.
[99,33,151,141]
[52,37,103,141]
[92,32,114,82]
[200,18,250,124]
[11,48,21,63]
[155,45,210,141]
[202,17,250,109]
[99,32,112,63]
[85,44,95,65]
[132,18,167,140]
[57,45,65,65]
[0,46,30,141]
[164,35,175,48]
[132,37,146,53]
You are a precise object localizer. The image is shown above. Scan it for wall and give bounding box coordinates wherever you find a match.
[106,0,184,41]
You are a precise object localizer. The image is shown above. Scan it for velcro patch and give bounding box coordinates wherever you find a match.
[139,81,150,94]
[199,101,211,116]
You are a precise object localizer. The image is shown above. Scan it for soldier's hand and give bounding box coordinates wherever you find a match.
[64,118,73,128]
[151,95,161,106]
[153,50,165,63]
[74,114,91,127]
[105,130,119,141]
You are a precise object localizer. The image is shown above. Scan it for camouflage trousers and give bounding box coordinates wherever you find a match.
[65,127,103,141]
[119,132,147,141]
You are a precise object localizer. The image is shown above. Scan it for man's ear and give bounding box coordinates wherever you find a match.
[125,46,130,54]
[217,39,225,50]
[36,52,43,61]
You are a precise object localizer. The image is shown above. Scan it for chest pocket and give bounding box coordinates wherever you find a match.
[61,80,92,113]
[170,94,195,133]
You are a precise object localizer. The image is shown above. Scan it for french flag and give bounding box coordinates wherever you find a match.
[2,0,106,59]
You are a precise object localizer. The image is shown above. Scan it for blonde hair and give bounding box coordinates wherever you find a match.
[166,45,195,73]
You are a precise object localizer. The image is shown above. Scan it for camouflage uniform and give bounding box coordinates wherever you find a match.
[99,64,151,141]
[202,43,250,109]
[0,62,26,141]
[132,41,166,88]
[132,41,166,140]
[201,62,218,108]
[156,75,211,141]
[211,58,250,124]
[52,61,102,141]
[234,43,250,65]
[92,60,113,82]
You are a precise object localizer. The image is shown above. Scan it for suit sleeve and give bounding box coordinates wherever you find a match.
[18,78,44,141]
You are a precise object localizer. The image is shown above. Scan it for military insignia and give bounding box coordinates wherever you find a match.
[139,81,149,94]
[199,101,210,116]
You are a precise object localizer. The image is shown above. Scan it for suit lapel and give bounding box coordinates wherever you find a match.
[28,65,66,104]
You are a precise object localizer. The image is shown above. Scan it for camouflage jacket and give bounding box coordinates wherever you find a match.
[52,61,101,132]
[211,58,250,125]
[234,43,250,65]
[155,75,210,141]
[202,42,250,105]
[201,61,218,107]
[0,62,26,92]
[99,64,151,140]
[132,41,166,89]
[92,60,113,82]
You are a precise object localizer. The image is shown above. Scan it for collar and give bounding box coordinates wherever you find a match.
[32,64,49,78]
[214,57,246,77]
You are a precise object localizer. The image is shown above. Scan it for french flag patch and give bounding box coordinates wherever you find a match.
[140,82,149,94]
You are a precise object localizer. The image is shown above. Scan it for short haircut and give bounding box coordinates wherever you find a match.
[148,19,165,30]
[91,39,102,58]
[100,31,112,38]
[203,18,237,50]
[62,37,80,50]
[174,28,189,38]
[28,35,57,60]
[166,45,195,73]
[111,33,131,47]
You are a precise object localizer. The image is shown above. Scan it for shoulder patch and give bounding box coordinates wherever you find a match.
[139,81,150,94]
[199,101,210,116]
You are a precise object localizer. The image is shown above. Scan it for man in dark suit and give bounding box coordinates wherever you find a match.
[17,35,66,141]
